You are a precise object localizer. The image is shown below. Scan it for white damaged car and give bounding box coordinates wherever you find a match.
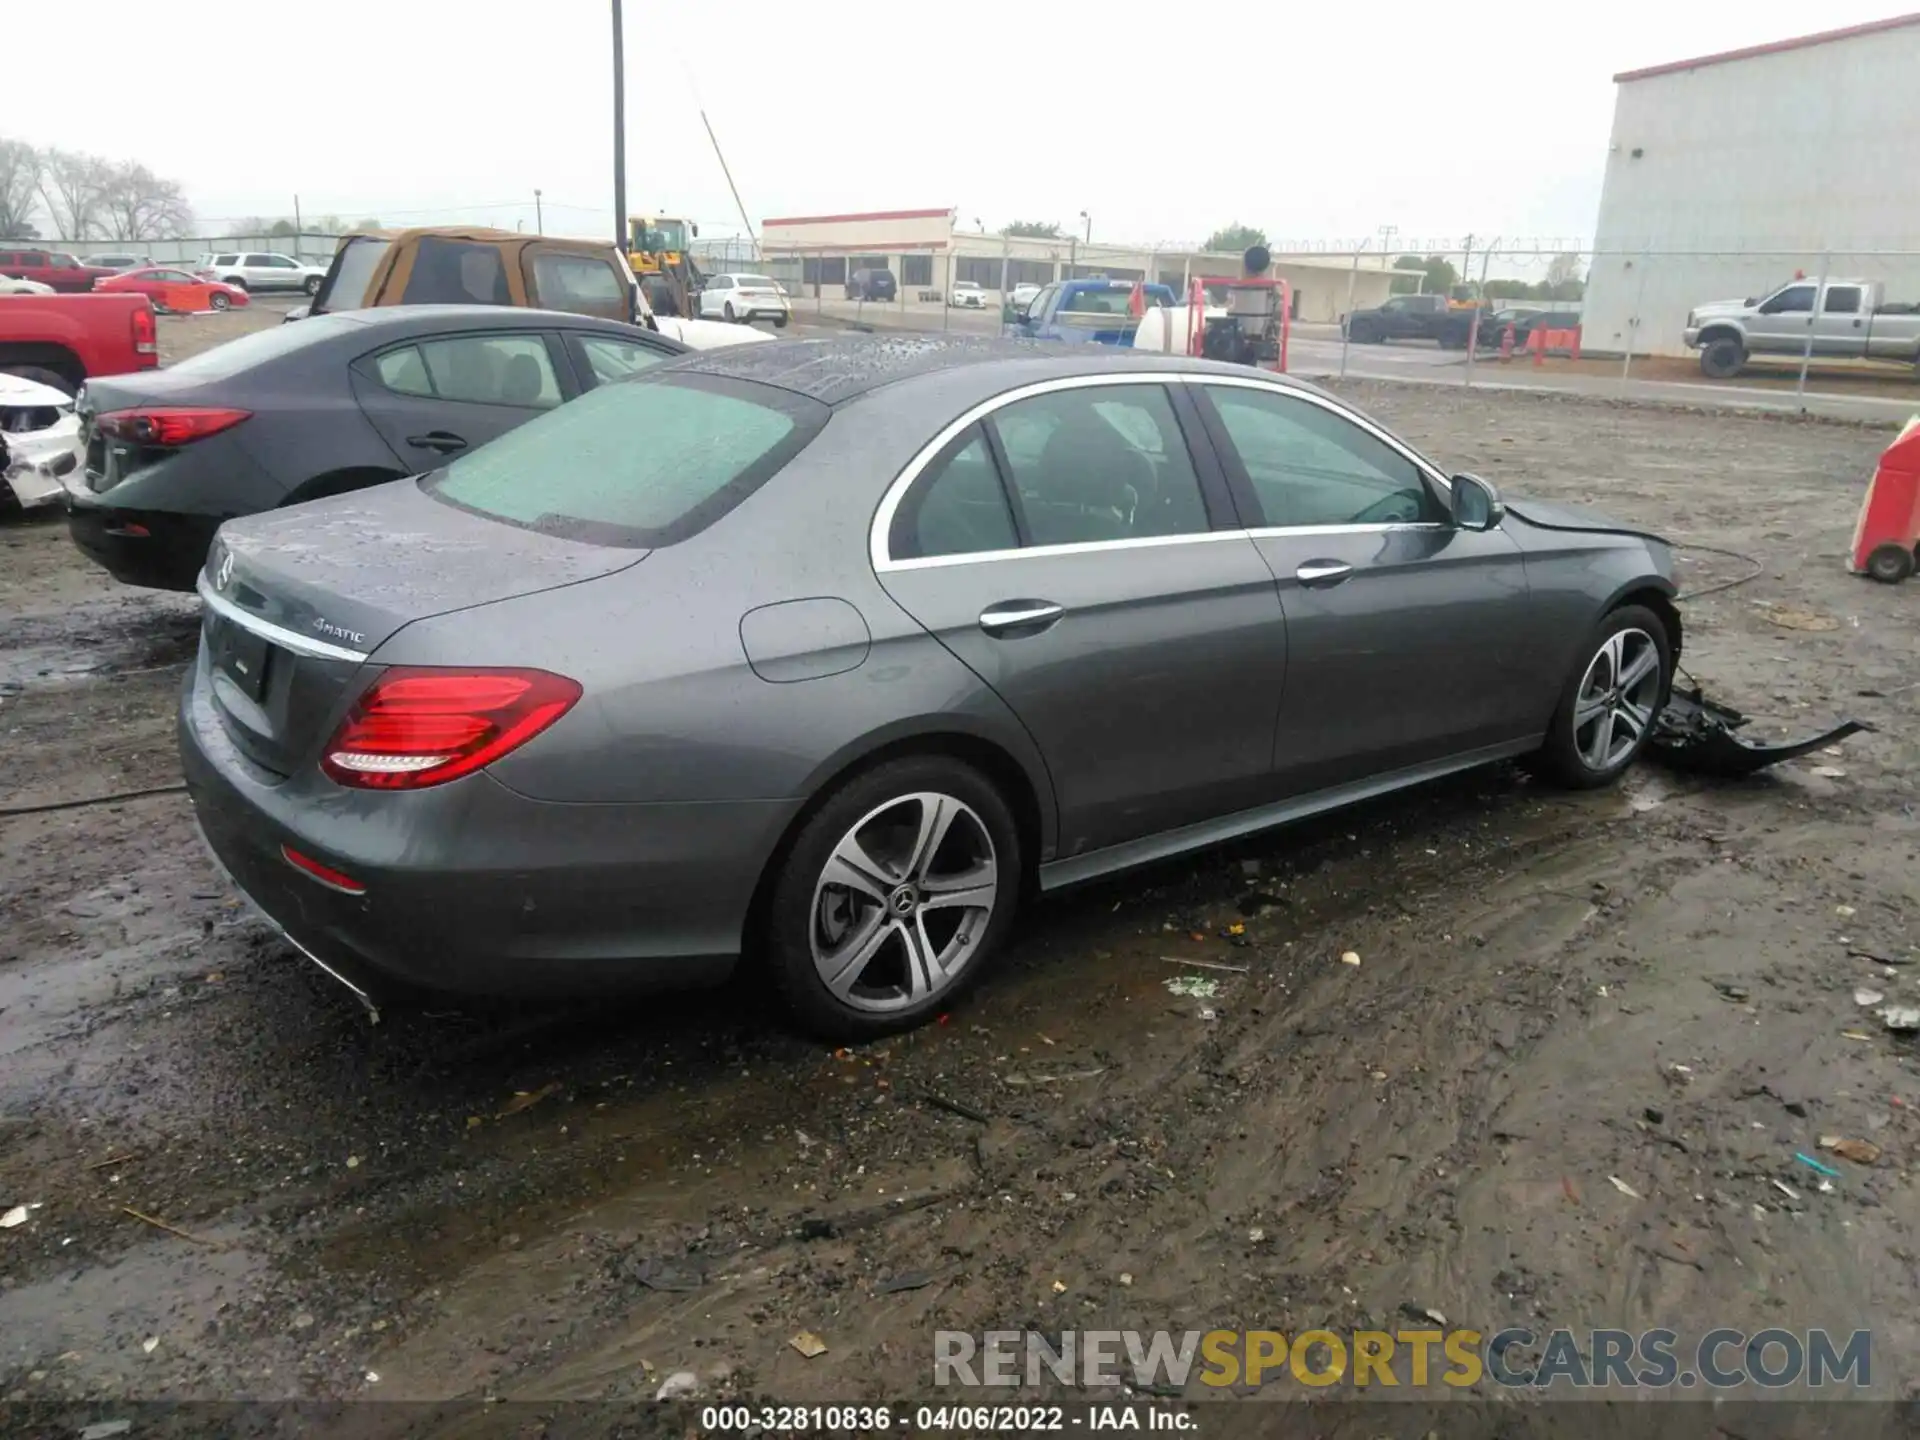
[1,370,80,511]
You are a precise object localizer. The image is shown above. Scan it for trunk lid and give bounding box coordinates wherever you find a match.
[201,480,646,776]
[77,368,224,493]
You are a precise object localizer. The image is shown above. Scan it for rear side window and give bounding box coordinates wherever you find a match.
[212,254,239,266]
[402,237,510,305]
[891,428,1018,561]
[317,237,391,311]
[427,376,827,547]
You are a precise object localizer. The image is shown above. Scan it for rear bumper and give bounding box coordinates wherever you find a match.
[64,484,217,591]
[178,647,794,1002]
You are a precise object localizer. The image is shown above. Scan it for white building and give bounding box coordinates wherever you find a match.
[758,208,1404,323]
[1582,13,1920,357]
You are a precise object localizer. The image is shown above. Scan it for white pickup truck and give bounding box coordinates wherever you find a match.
[1683,278,1920,378]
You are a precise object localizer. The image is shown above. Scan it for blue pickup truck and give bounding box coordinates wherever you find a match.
[1004,278,1178,344]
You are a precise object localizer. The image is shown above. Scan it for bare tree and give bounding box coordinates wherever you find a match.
[37,148,111,240]
[0,139,42,238]
[97,161,192,241]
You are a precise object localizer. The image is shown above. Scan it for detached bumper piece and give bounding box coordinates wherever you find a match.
[1647,685,1872,779]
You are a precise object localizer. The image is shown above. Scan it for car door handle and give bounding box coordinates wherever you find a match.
[979,601,1064,635]
[406,431,467,454]
[1295,559,1354,588]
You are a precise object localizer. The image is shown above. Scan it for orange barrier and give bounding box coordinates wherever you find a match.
[1529,326,1583,365]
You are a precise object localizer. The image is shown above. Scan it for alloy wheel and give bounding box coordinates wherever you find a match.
[1572,627,1662,771]
[809,791,998,1014]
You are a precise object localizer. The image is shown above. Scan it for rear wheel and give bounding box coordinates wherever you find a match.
[724,301,736,322]
[1,364,75,396]
[1866,542,1916,584]
[1531,604,1672,789]
[223,275,248,292]
[1699,336,1745,379]
[765,756,1021,1040]
[208,291,231,311]
[773,313,789,328]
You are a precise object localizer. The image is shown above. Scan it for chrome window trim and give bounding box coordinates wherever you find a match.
[196,574,372,663]
[870,370,1456,574]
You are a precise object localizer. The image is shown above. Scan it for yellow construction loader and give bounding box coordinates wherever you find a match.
[627,215,702,316]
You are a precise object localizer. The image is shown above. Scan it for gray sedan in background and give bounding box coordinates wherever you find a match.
[180,338,1679,1038]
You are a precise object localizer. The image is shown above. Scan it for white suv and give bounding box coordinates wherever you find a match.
[194,251,327,295]
[697,273,791,327]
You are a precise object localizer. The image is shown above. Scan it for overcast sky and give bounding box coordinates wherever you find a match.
[1,1,1905,249]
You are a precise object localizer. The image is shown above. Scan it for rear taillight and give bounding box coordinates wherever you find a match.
[95,407,251,446]
[131,303,157,358]
[321,668,582,791]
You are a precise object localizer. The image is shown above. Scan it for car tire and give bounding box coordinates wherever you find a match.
[1530,604,1673,790]
[209,291,231,311]
[724,302,736,322]
[773,314,789,328]
[223,275,248,292]
[1699,337,1745,379]
[2,364,75,396]
[303,275,321,296]
[1865,542,1916,584]
[764,755,1023,1041]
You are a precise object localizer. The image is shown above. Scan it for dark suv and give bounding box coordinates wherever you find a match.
[845,267,896,302]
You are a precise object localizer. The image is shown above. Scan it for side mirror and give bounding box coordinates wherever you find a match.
[1451,473,1504,531]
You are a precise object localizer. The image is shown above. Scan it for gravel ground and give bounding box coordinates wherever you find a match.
[2,379,1917,1432]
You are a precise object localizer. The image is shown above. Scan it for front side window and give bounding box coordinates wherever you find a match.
[991,384,1209,546]
[575,335,668,386]
[891,428,1018,561]
[1204,386,1441,529]
[414,334,561,408]
[526,251,627,319]
[1762,284,1815,315]
[429,376,825,547]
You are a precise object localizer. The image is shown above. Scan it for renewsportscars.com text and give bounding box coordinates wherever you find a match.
[934,1327,1872,1390]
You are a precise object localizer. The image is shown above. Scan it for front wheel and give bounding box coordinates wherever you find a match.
[1699,337,1745,379]
[209,291,231,311]
[765,756,1022,1040]
[1530,605,1672,789]
[1866,542,1916,584]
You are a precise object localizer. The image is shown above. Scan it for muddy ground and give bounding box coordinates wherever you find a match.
[3,379,1918,1433]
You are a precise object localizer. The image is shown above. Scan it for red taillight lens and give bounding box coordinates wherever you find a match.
[320,667,582,791]
[95,406,251,446]
[132,303,156,356]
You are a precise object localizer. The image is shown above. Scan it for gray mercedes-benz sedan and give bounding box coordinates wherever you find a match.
[180,338,1680,1037]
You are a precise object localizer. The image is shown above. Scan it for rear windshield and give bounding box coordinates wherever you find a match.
[316,237,391,312]
[161,313,364,379]
[426,374,828,548]
[734,275,776,288]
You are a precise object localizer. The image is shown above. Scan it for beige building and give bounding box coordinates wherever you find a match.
[759,208,1401,322]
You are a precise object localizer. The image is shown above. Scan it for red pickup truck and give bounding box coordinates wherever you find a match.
[0,247,122,293]
[0,293,159,393]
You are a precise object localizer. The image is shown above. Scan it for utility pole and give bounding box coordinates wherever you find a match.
[611,0,626,256]
[1080,209,1091,243]
[1461,232,1472,297]
[1377,224,1397,270]
[292,194,301,244]
[534,188,544,233]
